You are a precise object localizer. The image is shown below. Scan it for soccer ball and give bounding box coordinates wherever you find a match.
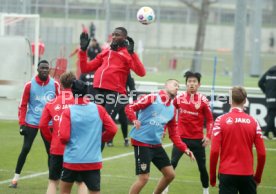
[136,6,155,25]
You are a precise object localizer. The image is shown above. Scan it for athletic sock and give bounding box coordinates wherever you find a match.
[12,173,20,182]
[203,187,209,194]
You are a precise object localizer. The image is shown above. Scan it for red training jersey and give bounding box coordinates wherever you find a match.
[18,75,60,128]
[210,107,266,186]
[79,47,146,94]
[39,89,74,155]
[125,90,188,152]
[173,92,213,139]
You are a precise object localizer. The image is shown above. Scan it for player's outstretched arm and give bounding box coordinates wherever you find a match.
[78,32,102,73]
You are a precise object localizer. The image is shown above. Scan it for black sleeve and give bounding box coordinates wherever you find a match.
[98,45,102,53]
[126,73,136,91]
[79,73,86,82]
[258,72,267,93]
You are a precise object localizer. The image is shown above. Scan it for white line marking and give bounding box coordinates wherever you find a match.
[1,143,276,190]
[0,143,172,185]
[0,171,48,184]
[102,143,173,161]
[102,174,276,190]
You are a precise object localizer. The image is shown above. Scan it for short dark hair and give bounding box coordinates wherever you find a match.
[38,60,49,67]
[184,71,201,83]
[231,86,247,104]
[60,72,76,89]
[71,80,87,97]
[115,27,128,36]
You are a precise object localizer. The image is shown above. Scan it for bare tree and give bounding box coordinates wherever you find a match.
[179,0,217,72]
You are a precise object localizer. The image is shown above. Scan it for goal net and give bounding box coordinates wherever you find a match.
[0,14,39,119]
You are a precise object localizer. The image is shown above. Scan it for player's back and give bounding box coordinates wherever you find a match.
[217,107,259,175]
[47,90,74,154]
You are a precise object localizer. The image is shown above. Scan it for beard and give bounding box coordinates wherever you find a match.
[110,40,127,51]
[168,91,177,99]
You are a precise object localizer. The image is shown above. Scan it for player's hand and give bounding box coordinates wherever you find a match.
[202,137,210,147]
[19,125,27,136]
[210,176,216,187]
[80,32,90,51]
[185,149,195,161]
[133,120,141,129]
[127,36,134,54]
[253,176,260,186]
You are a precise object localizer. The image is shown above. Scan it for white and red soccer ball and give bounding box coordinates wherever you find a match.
[137,6,155,25]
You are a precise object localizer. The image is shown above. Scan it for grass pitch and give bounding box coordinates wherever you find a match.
[0,120,276,194]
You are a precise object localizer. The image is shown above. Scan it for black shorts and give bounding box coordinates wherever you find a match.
[219,174,256,194]
[61,168,100,191]
[134,146,171,175]
[49,155,63,180]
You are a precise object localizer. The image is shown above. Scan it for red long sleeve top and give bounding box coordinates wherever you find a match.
[210,107,266,186]
[79,47,146,94]
[173,92,213,139]
[39,89,74,155]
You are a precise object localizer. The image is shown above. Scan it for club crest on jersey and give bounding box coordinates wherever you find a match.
[54,104,61,111]
[226,117,233,125]
[140,163,147,171]
[194,103,201,110]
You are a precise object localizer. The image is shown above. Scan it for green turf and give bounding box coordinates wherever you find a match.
[131,50,276,87]
[133,72,262,87]
[0,120,275,193]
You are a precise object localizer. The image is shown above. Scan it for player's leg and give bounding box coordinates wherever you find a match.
[9,126,38,188]
[75,171,88,194]
[152,147,175,194]
[80,170,100,194]
[238,175,256,194]
[105,92,126,146]
[60,168,76,194]
[219,174,238,194]
[94,89,108,150]
[60,181,74,194]
[40,129,51,167]
[192,139,209,193]
[46,180,59,194]
[265,108,275,138]
[46,155,63,194]
[170,141,185,169]
[15,127,38,174]
[118,105,129,146]
[129,146,151,194]
[269,108,276,139]
[76,181,88,194]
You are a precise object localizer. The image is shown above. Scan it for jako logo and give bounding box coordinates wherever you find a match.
[235,118,251,124]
